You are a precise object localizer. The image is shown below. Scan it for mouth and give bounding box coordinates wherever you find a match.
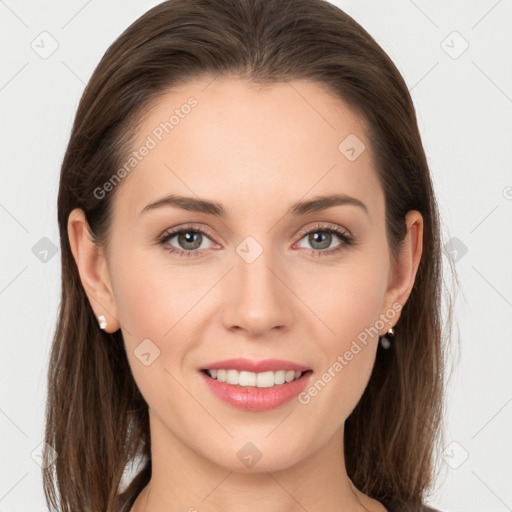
[201,368,313,388]
[198,359,314,411]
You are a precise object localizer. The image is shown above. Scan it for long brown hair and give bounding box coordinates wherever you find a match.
[43,1,457,510]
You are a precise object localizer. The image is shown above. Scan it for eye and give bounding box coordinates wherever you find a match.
[157,225,217,258]
[295,223,353,256]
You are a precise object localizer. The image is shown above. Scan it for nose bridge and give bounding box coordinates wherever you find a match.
[222,234,293,335]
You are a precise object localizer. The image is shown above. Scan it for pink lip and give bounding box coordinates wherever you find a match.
[199,369,313,411]
[200,358,311,373]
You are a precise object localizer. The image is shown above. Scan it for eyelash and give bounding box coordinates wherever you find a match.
[156,223,354,258]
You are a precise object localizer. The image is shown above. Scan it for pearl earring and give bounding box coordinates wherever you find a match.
[97,315,107,330]
[379,326,395,349]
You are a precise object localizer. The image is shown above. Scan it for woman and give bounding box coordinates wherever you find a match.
[42,1,454,511]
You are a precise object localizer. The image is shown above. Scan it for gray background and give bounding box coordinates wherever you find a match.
[1,0,511,510]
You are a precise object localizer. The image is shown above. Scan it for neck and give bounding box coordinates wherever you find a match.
[129,411,381,512]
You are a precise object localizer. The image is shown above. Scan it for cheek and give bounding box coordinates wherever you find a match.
[110,246,196,341]
[301,258,387,416]
[111,262,165,339]
[109,250,189,408]
[307,259,388,347]
[109,247,211,402]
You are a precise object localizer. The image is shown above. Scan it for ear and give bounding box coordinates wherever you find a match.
[67,208,120,333]
[379,210,423,335]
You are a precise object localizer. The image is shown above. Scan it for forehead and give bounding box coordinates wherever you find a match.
[112,77,383,224]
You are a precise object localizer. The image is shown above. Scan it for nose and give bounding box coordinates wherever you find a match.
[221,244,295,338]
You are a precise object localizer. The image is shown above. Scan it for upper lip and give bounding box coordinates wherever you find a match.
[200,358,311,373]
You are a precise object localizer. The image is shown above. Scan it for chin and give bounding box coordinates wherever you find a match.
[203,439,307,474]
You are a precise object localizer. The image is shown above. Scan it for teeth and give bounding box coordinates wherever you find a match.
[239,371,256,386]
[206,369,304,387]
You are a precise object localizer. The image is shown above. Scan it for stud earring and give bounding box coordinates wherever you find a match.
[379,326,395,349]
[97,314,107,330]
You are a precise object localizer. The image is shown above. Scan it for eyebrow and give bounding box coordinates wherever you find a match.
[140,193,369,217]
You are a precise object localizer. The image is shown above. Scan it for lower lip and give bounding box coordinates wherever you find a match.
[199,370,313,411]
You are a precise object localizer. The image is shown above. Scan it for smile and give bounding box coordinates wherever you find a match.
[199,368,313,411]
[203,368,306,388]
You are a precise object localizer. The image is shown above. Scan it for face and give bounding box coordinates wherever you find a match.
[72,77,421,473]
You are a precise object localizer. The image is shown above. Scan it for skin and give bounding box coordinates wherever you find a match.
[68,77,423,512]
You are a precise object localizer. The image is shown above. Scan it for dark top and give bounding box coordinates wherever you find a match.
[384,503,442,512]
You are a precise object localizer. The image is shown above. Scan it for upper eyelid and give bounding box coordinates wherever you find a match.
[295,223,351,240]
[160,224,216,243]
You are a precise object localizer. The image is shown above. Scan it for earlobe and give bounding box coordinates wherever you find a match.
[67,208,120,333]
